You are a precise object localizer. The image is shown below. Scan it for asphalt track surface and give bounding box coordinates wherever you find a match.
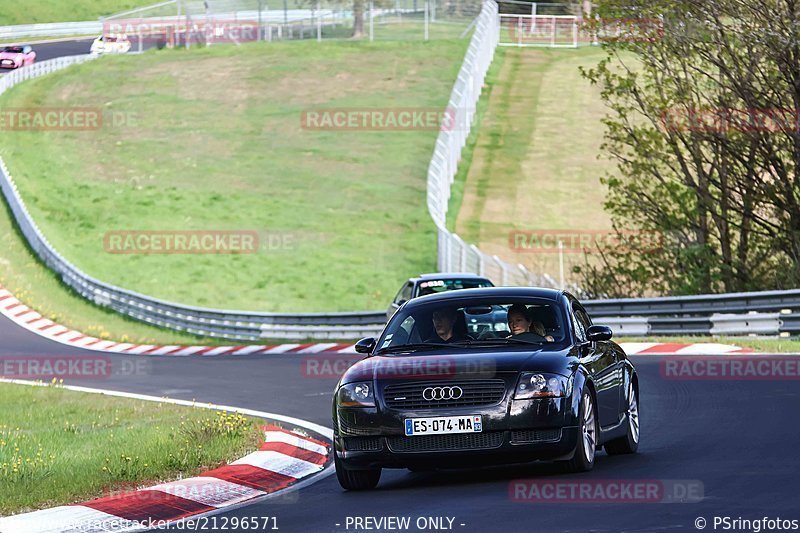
[0,36,156,77]
[0,38,94,75]
[2,38,800,533]
[2,310,800,533]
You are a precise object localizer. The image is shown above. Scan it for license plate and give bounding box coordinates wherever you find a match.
[404,415,482,436]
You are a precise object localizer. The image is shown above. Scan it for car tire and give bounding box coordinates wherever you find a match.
[335,449,381,490]
[605,378,639,455]
[562,390,597,473]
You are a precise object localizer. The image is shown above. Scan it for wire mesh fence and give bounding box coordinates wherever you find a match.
[100,0,483,47]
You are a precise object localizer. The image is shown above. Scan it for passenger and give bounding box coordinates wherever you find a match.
[530,320,556,342]
[426,308,469,343]
[506,303,533,336]
[506,304,553,341]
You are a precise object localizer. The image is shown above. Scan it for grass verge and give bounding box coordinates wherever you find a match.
[452,46,622,284]
[0,1,153,26]
[0,382,265,515]
[445,45,507,231]
[0,192,242,345]
[0,38,467,313]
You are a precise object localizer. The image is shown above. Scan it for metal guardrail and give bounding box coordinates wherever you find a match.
[591,294,800,336]
[0,22,102,41]
[583,289,800,317]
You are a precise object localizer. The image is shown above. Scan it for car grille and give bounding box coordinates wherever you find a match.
[383,380,506,409]
[510,428,562,443]
[343,437,383,452]
[387,431,505,452]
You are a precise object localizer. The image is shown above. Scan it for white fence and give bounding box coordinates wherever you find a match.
[427,0,560,288]
[498,14,579,47]
[0,54,96,94]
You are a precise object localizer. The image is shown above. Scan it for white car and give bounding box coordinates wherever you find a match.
[90,35,131,55]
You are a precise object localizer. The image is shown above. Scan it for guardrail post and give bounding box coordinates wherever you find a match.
[493,255,508,285]
[470,244,483,276]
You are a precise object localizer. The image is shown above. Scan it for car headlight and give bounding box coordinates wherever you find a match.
[337,381,375,407]
[514,373,570,399]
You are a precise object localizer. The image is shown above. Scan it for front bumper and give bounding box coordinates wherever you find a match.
[335,395,579,470]
[0,60,20,69]
[335,427,579,469]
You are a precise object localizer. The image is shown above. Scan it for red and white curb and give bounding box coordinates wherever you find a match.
[617,342,751,355]
[0,286,751,356]
[0,380,333,533]
[0,286,356,356]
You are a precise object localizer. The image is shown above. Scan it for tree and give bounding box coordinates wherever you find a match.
[353,0,366,37]
[577,0,800,297]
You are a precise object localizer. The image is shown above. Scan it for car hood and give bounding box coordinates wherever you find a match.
[0,53,21,59]
[340,348,578,385]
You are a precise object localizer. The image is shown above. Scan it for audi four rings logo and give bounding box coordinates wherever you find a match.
[422,386,463,400]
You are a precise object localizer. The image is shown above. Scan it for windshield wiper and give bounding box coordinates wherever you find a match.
[375,342,452,355]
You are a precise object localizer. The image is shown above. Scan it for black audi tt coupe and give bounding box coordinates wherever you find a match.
[332,287,640,490]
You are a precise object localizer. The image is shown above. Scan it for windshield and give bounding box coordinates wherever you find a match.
[416,278,493,297]
[377,297,567,354]
[3,47,23,53]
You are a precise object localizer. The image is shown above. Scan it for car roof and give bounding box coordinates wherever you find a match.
[403,286,564,309]
[413,272,493,282]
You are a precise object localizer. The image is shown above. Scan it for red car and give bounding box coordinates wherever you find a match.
[0,45,36,69]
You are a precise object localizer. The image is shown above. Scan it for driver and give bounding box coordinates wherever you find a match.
[426,307,469,343]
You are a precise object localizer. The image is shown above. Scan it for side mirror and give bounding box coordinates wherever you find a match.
[586,325,612,342]
[355,337,376,354]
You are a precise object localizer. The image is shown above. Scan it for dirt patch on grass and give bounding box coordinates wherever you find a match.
[455,48,548,243]
[454,48,616,284]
